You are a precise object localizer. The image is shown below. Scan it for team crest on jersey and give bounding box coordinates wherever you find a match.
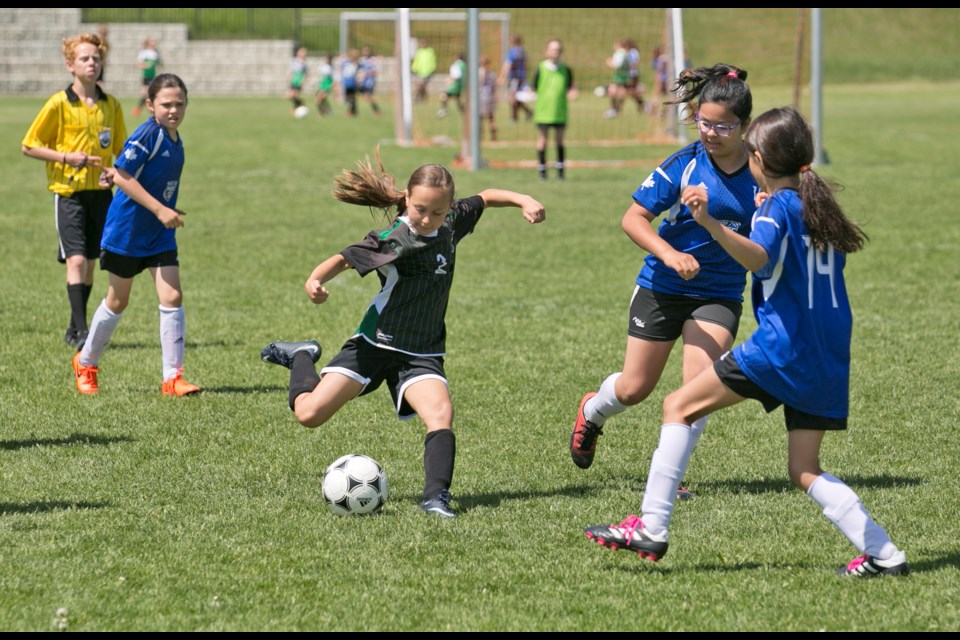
[163,181,178,202]
[375,329,393,345]
[124,147,139,161]
[98,128,112,148]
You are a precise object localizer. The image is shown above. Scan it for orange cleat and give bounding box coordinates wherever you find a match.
[161,371,201,397]
[72,352,99,395]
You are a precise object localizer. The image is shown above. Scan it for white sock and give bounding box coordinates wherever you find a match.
[159,305,185,381]
[584,372,627,426]
[807,472,900,561]
[79,300,122,367]
[689,415,707,453]
[640,423,695,535]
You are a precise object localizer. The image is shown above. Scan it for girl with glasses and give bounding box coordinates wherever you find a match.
[584,106,908,578]
[569,64,759,503]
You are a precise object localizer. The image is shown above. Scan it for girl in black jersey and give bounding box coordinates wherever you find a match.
[262,151,545,519]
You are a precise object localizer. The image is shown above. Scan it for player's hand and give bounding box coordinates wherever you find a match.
[521,197,546,224]
[156,207,184,229]
[754,191,770,208]
[306,279,330,304]
[98,167,115,188]
[681,185,710,223]
[664,250,700,281]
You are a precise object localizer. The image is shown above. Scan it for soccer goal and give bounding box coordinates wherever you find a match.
[340,9,813,169]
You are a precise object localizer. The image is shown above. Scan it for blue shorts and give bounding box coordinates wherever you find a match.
[321,336,447,421]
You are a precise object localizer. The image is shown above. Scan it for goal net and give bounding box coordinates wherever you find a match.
[340,9,809,167]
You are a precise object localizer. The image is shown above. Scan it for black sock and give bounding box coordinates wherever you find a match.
[422,429,455,501]
[67,283,87,334]
[288,352,320,411]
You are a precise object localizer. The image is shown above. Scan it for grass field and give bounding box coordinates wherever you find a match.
[1,79,959,631]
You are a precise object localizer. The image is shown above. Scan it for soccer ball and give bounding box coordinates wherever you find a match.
[593,85,607,98]
[294,105,310,119]
[321,454,388,516]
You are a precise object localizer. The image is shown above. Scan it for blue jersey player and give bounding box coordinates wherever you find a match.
[570,64,759,503]
[72,74,201,398]
[584,106,908,578]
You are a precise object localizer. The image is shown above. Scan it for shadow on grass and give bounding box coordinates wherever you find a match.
[0,501,111,515]
[199,384,289,394]
[0,433,135,451]
[457,484,599,512]
[604,549,960,576]
[616,473,923,496]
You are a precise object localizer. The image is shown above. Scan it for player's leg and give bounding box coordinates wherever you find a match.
[789,425,909,577]
[404,377,457,519]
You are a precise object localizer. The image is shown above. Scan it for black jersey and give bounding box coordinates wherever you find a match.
[340,195,485,356]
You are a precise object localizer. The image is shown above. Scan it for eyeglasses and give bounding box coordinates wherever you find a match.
[694,115,740,137]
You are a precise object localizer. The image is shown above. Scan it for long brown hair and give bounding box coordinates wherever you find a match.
[745,107,867,253]
[332,148,455,220]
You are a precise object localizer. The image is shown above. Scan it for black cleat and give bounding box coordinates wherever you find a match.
[260,340,322,369]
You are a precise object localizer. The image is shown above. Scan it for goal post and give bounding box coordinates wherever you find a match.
[338,9,816,171]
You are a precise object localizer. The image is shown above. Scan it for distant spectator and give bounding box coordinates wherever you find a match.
[437,52,466,119]
[478,54,498,141]
[132,38,161,118]
[498,34,532,122]
[358,46,382,116]
[411,38,437,104]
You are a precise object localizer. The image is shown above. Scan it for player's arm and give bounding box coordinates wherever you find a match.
[622,200,700,281]
[111,166,184,229]
[478,189,545,224]
[305,254,352,304]
[21,144,101,169]
[682,186,768,272]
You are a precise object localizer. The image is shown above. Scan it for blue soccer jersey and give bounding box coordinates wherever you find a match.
[101,119,184,257]
[633,141,760,300]
[732,189,853,418]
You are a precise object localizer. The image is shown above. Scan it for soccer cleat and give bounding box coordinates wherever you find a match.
[72,352,99,395]
[570,392,603,469]
[676,485,695,501]
[260,340,322,369]
[836,551,909,577]
[161,371,201,397]
[419,489,457,519]
[584,514,669,561]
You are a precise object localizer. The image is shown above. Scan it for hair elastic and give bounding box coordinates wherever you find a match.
[726,71,738,78]
[799,164,811,173]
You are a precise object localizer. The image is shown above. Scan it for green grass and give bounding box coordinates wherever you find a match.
[1,80,959,631]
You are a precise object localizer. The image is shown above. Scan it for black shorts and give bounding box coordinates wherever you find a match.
[100,249,179,279]
[628,285,741,342]
[56,190,114,263]
[714,352,847,432]
[321,336,448,421]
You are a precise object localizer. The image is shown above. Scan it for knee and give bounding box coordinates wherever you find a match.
[787,459,822,489]
[616,377,652,406]
[661,390,690,424]
[420,398,454,430]
[162,290,183,307]
[295,405,329,429]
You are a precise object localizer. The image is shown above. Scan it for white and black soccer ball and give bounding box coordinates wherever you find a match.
[294,105,310,119]
[321,454,388,516]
